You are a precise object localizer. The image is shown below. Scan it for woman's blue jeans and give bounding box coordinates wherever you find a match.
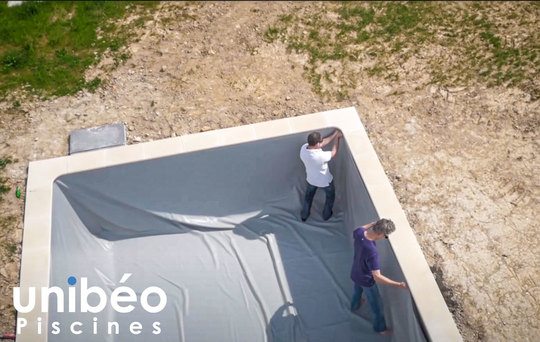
[301,181,335,221]
[351,283,387,333]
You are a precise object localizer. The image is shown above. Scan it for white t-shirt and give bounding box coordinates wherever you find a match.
[300,143,333,187]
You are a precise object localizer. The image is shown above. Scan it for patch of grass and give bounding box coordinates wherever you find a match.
[279,14,294,24]
[367,64,386,77]
[264,2,539,100]
[0,214,19,261]
[0,157,12,169]
[6,241,17,258]
[85,77,102,92]
[263,2,436,99]
[263,26,282,43]
[113,51,131,68]
[0,1,158,99]
[480,31,502,49]
[0,157,12,200]
[0,158,20,262]
[376,2,426,37]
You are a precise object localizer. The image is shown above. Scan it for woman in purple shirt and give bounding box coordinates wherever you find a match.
[350,219,407,335]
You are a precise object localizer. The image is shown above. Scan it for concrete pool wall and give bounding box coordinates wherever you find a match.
[18,107,462,341]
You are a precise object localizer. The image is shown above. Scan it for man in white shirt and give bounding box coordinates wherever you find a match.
[299,129,342,221]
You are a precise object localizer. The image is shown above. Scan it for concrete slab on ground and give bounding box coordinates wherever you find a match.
[68,123,126,154]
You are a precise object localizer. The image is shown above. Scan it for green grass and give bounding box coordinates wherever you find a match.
[0,1,157,99]
[0,156,19,263]
[1,157,20,261]
[0,157,12,200]
[6,241,17,257]
[0,213,19,261]
[264,2,540,100]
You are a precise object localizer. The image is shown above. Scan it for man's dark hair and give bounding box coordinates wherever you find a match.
[369,219,396,236]
[307,132,322,146]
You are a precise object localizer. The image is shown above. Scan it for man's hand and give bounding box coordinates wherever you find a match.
[373,270,408,289]
[321,129,341,147]
[330,130,341,157]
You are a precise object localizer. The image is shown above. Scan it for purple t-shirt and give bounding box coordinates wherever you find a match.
[350,227,380,287]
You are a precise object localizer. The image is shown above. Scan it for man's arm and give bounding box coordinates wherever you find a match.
[330,132,342,158]
[363,222,376,229]
[372,270,407,289]
[320,129,340,147]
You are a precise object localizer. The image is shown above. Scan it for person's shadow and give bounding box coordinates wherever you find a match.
[267,302,309,342]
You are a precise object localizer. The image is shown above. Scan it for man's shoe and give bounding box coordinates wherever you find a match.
[301,217,307,222]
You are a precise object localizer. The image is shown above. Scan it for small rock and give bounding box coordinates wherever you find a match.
[0,267,7,278]
[133,136,142,142]
[144,133,149,137]
[448,86,466,93]
[64,113,76,122]
[405,118,417,135]
[160,66,166,72]
[171,132,177,137]
[201,126,211,132]
[439,88,448,100]
[12,229,22,242]
[6,262,18,275]
[285,96,291,101]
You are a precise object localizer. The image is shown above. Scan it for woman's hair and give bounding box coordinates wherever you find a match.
[369,218,396,236]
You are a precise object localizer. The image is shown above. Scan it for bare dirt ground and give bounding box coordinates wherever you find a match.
[0,2,538,341]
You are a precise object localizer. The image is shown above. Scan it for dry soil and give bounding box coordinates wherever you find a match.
[0,2,538,341]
